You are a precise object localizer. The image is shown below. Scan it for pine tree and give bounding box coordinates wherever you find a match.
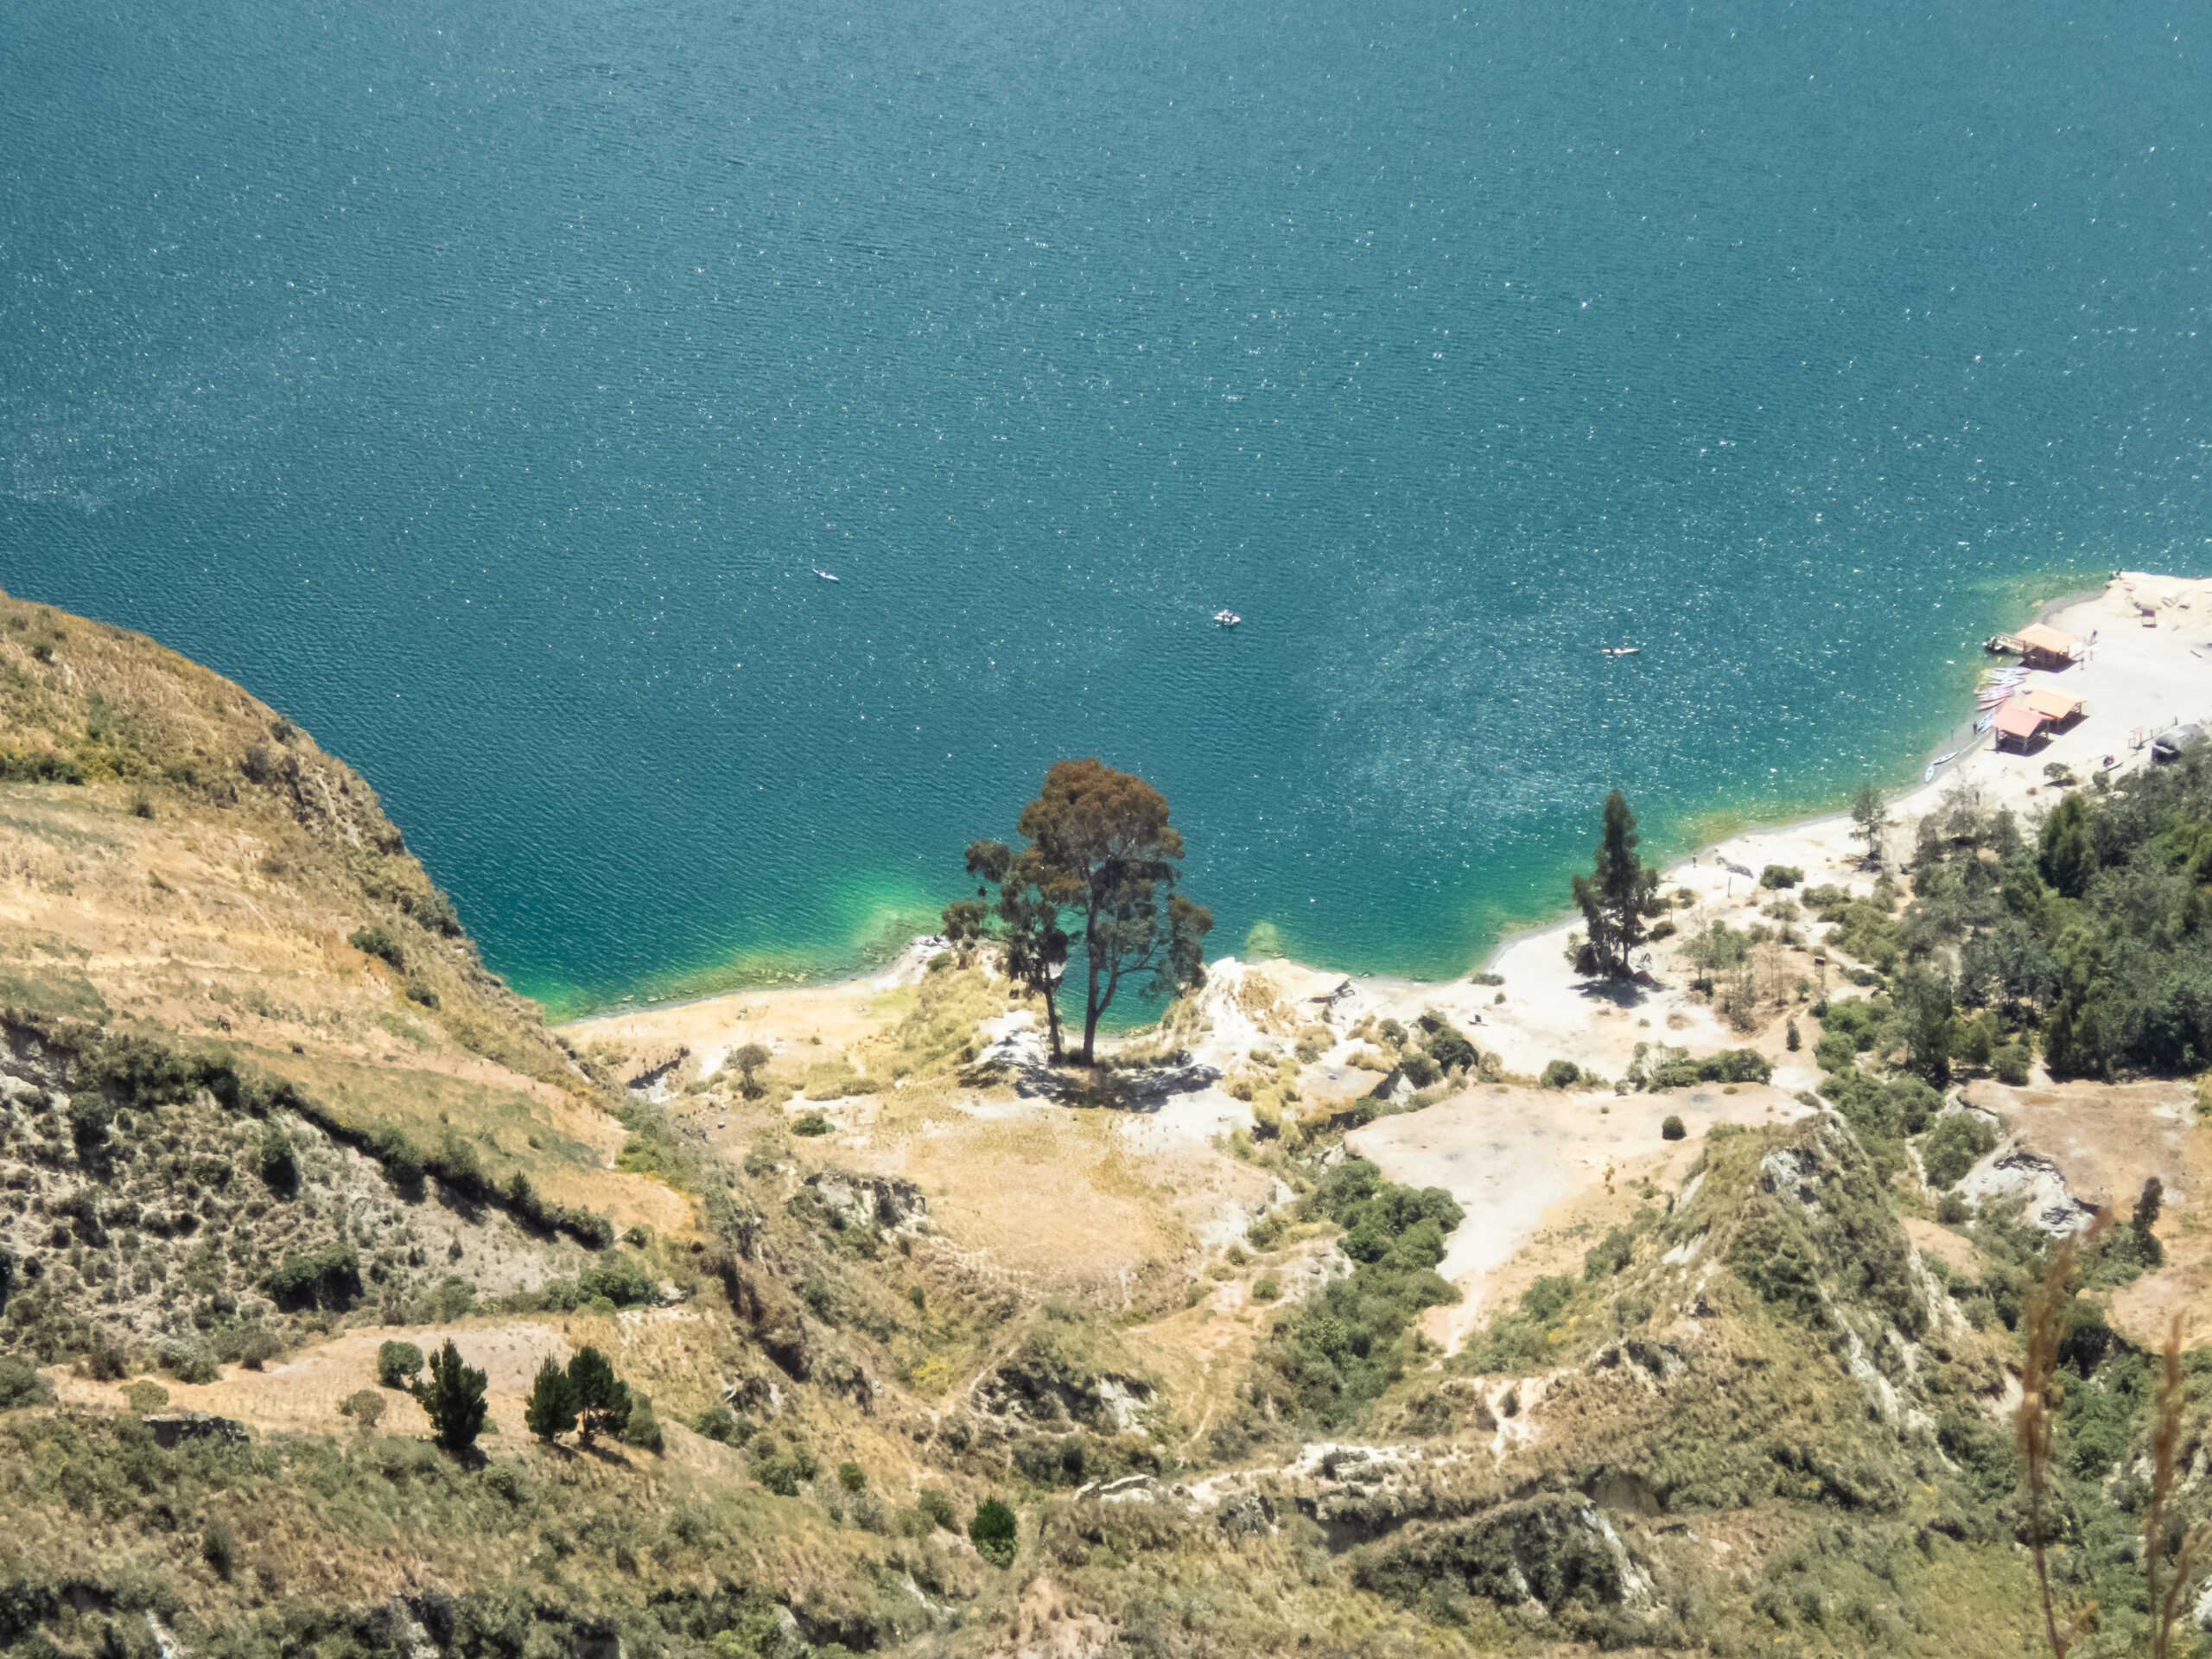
[567,1345,630,1446]
[1571,790,1658,979]
[2039,791,2096,899]
[410,1338,488,1454]
[524,1356,576,1443]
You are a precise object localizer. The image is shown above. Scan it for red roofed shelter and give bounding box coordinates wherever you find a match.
[2023,688,2086,725]
[1993,702,2048,752]
[2015,623,2081,670]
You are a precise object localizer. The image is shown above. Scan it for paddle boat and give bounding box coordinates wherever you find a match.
[1213,609,1241,626]
[813,569,840,582]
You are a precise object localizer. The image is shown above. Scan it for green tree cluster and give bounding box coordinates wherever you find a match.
[523,1344,637,1447]
[1875,747,2212,1077]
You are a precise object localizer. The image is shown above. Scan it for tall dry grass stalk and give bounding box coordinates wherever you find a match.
[2017,1209,2111,1658]
[2147,1313,2197,1659]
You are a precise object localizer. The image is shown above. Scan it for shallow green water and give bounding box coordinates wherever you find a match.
[2,0,2205,1017]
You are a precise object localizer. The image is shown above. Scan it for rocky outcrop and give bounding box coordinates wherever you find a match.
[1356,1493,1655,1620]
[143,1412,247,1448]
[803,1171,929,1236]
[715,1256,810,1380]
[1955,1137,2100,1235]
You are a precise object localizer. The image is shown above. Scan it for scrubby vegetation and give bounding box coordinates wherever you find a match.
[1244,1159,1463,1427]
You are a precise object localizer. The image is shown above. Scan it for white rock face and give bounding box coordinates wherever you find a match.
[1955,1138,2098,1235]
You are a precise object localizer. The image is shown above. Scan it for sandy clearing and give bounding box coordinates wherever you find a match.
[1351,1084,1812,1346]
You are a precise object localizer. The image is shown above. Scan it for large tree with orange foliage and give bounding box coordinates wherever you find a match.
[950,759,1211,1065]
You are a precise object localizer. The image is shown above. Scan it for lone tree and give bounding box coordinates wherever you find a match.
[955,760,1212,1065]
[567,1345,631,1446]
[728,1042,772,1101]
[1850,781,1889,867]
[1571,789,1658,979]
[524,1356,577,1444]
[410,1339,489,1454]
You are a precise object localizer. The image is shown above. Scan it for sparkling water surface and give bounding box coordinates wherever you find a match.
[3,0,2207,1014]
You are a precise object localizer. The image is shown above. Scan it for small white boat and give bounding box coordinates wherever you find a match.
[1601,645,1642,656]
[813,569,840,582]
[1213,609,1241,626]
[1932,751,1959,766]
[1974,711,1997,733]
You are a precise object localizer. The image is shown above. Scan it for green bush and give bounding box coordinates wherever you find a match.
[917,1490,960,1532]
[969,1498,1020,1567]
[689,1403,741,1444]
[159,1338,219,1384]
[1252,1277,1281,1302]
[1661,1115,1686,1141]
[349,925,405,970]
[0,1355,55,1409]
[123,1380,169,1412]
[1425,1021,1480,1073]
[1921,1114,1999,1190]
[838,1461,868,1493]
[378,1339,426,1389]
[753,1433,821,1497]
[1541,1059,1580,1090]
[1649,1047,1774,1089]
[339,1389,387,1431]
[619,1389,664,1453]
[1583,1226,1636,1281]
[1993,1044,2031,1086]
[1814,1029,1857,1072]
[66,1092,111,1148]
[267,1240,360,1310]
[791,1112,834,1137]
[258,1124,298,1192]
[201,1522,237,1581]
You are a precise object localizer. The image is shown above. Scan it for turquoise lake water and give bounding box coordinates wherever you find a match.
[2,0,2207,1016]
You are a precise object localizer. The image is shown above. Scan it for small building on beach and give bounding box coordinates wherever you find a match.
[1993,702,2048,753]
[2023,687,2086,725]
[2015,623,2082,671]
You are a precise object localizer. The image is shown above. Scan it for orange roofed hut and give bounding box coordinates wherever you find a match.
[1993,702,2048,752]
[2023,687,2086,724]
[2015,623,2082,670]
